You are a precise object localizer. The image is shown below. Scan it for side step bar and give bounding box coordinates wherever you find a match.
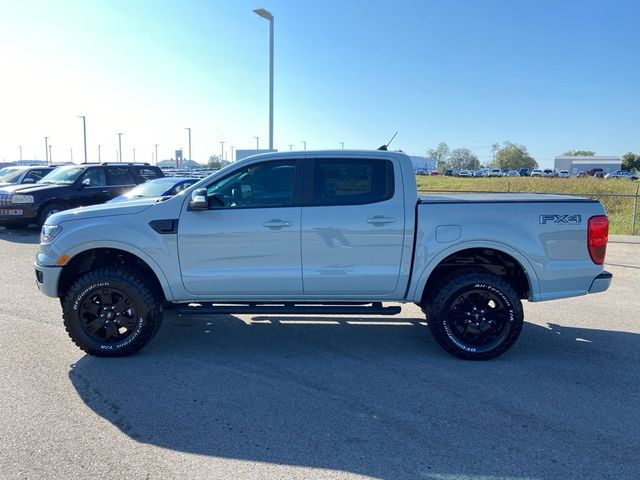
[175,302,401,316]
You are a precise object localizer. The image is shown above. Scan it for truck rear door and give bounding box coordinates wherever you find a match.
[301,156,405,296]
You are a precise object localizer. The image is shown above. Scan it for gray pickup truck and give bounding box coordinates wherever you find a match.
[34,150,612,360]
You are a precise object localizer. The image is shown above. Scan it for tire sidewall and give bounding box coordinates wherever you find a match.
[65,275,151,354]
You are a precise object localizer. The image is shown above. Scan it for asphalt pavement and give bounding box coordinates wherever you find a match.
[0,228,638,480]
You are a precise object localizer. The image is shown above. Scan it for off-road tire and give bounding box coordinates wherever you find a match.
[425,272,523,360]
[62,267,163,357]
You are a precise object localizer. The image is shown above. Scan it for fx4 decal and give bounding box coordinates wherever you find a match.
[539,214,582,225]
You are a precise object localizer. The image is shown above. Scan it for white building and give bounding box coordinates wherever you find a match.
[554,155,621,174]
[409,155,436,172]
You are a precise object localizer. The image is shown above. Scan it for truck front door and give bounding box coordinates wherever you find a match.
[178,159,303,296]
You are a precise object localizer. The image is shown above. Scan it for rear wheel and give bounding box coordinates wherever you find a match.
[425,272,523,360]
[62,267,163,357]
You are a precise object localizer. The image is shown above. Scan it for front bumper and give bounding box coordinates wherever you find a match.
[34,262,62,298]
[0,205,38,224]
[588,271,612,294]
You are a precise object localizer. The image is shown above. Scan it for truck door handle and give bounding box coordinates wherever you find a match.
[263,219,292,229]
[367,216,395,225]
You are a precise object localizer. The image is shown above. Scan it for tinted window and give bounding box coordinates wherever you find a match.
[106,167,136,186]
[206,160,296,209]
[80,168,107,187]
[313,159,394,206]
[136,167,163,180]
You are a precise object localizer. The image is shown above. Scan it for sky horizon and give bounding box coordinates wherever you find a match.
[1,0,638,168]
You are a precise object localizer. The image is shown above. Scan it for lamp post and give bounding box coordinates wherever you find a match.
[185,128,191,172]
[220,141,225,162]
[70,148,73,162]
[78,115,87,163]
[253,136,259,150]
[18,146,22,161]
[98,145,101,162]
[253,8,274,151]
[117,133,124,162]
[301,140,307,151]
[288,144,293,151]
[133,148,136,162]
[231,145,235,162]
[154,144,159,165]
[340,142,344,149]
[49,145,53,164]
[44,137,49,165]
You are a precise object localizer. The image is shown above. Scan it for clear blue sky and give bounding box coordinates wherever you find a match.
[0,0,638,167]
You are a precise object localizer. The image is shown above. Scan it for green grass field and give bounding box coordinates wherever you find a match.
[416,176,640,235]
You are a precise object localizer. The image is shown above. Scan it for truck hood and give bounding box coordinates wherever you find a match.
[47,197,160,225]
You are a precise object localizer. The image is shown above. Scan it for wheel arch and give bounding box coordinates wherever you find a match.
[411,241,539,304]
[58,243,173,302]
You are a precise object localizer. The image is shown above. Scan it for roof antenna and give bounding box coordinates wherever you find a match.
[377,131,398,151]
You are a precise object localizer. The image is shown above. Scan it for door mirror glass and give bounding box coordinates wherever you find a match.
[81,177,91,187]
[189,188,208,210]
[22,177,35,184]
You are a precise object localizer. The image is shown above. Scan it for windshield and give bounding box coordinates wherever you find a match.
[124,178,185,198]
[0,168,23,184]
[38,166,84,185]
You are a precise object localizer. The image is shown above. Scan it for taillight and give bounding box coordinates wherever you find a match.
[588,215,608,264]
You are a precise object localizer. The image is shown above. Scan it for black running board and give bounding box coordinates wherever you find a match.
[175,302,401,316]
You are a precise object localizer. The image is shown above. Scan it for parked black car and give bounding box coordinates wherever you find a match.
[518,168,530,177]
[0,163,164,229]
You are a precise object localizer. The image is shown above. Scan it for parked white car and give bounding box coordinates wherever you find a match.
[542,169,555,177]
[530,169,543,177]
[458,170,472,177]
[558,170,570,178]
[505,170,520,177]
[487,168,503,177]
[604,171,638,180]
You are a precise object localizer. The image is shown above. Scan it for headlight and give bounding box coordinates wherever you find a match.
[11,194,34,204]
[41,225,62,243]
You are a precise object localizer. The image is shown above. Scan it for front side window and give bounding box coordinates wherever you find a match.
[206,160,296,209]
[313,158,394,206]
[81,168,107,187]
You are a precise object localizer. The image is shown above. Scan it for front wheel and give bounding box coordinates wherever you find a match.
[62,268,163,357]
[425,273,524,360]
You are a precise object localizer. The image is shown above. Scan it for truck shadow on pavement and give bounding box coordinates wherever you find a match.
[69,315,640,479]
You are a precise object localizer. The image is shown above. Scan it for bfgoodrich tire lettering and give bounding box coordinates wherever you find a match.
[425,272,524,360]
[62,267,163,357]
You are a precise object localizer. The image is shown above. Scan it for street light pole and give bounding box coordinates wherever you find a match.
[154,144,159,166]
[70,148,73,162]
[220,141,225,162]
[254,136,259,150]
[18,146,22,161]
[340,142,344,149]
[185,128,191,172]
[231,145,235,162]
[253,8,274,151]
[301,140,307,151]
[117,133,123,162]
[78,115,87,163]
[288,144,293,151]
[98,145,101,162]
[44,137,49,165]
[49,145,53,163]
[133,148,136,162]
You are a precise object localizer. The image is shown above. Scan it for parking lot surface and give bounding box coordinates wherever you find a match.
[0,228,638,480]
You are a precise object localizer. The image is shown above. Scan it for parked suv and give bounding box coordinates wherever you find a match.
[0,165,57,187]
[0,163,163,228]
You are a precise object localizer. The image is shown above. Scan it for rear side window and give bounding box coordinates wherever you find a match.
[136,167,163,180]
[106,167,136,186]
[313,158,394,206]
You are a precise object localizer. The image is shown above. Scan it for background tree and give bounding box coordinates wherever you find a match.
[562,150,596,156]
[621,152,640,171]
[493,141,538,170]
[448,148,480,170]
[427,143,450,171]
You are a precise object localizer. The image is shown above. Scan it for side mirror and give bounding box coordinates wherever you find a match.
[22,178,36,184]
[81,178,91,187]
[189,188,208,211]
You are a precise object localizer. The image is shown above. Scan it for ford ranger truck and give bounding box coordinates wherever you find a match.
[34,150,612,360]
